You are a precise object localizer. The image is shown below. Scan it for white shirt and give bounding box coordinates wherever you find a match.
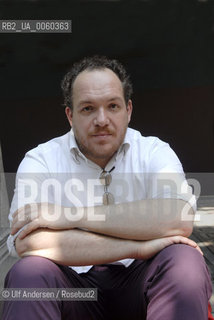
[7,128,194,273]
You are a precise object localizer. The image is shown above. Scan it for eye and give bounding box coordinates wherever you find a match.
[109,103,119,110]
[81,106,93,113]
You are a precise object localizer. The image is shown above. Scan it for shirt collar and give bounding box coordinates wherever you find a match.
[68,127,130,166]
[69,128,79,151]
[116,128,130,158]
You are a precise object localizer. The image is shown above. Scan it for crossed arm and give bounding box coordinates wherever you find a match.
[11,198,201,265]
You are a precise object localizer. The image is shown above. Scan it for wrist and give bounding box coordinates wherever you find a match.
[62,206,76,228]
[63,206,89,229]
[126,240,140,260]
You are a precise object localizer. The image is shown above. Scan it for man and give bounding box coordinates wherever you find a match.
[2,56,212,319]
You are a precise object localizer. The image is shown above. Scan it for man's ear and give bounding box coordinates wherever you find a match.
[127,100,133,124]
[65,107,73,127]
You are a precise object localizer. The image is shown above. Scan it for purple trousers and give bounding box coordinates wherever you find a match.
[2,244,212,320]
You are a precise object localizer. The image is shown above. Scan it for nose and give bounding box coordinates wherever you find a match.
[94,108,109,127]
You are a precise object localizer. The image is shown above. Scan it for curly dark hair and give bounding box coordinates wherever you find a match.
[61,55,133,110]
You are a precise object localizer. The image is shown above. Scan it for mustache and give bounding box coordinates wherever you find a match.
[90,129,113,135]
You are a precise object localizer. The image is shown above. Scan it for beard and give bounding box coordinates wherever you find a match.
[73,125,128,166]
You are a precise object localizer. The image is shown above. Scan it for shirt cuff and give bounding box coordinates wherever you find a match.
[7,226,26,258]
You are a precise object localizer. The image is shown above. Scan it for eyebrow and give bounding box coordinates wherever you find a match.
[77,97,123,106]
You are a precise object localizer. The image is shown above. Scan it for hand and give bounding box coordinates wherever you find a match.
[135,235,203,260]
[11,203,75,239]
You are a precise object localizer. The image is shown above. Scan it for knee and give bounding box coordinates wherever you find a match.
[9,256,57,278]
[157,244,212,293]
[5,256,59,288]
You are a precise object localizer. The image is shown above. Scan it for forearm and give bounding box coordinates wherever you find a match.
[15,228,201,266]
[74,199,194,240]
[15,228,136,266]
[12,199,195,242]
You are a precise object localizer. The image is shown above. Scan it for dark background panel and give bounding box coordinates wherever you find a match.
[0,0,214,172]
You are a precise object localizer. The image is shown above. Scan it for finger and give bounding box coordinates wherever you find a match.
[12,205,31,221]
[182,238,203,254]
[12,210,27,227]
[11,213,37,235]
[17,219,40,239]
[177,236,198,247]
[12,213,31,232]
[12,203,39,225]
[11,206,39,235]
[184,241,203,255]
[11,208,21,220]
[195,245,203,255]
[173,236,203,255]
[167,236,196,249]
[183,238,198,247]
[11,217,31,235]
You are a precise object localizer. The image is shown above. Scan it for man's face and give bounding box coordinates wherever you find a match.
[65,68,132,168]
